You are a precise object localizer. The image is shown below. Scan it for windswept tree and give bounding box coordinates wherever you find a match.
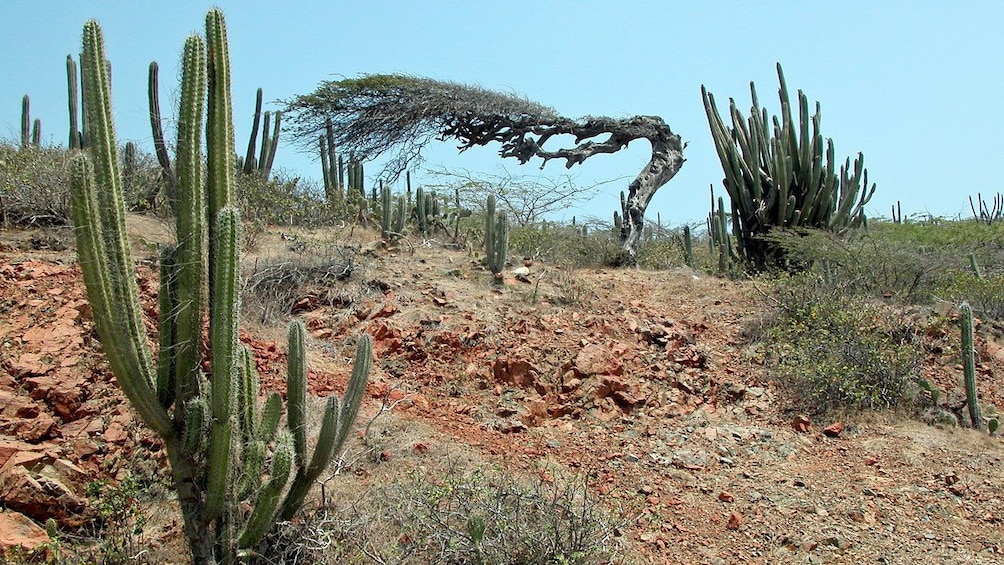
[284,74,686,266]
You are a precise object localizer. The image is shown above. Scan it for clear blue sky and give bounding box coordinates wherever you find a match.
[3,1,1002,226]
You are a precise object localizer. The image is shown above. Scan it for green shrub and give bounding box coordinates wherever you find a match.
[0,143,72,226]
[764,274,921,415]
[936,271,1004,321]
[236,170,339,228]
[762,227,961,303]
[263,461,631,565]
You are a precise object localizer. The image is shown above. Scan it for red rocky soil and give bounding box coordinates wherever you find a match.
[2,219,1004,564]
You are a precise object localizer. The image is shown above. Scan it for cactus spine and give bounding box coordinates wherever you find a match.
[485,194,508,283]
[69,12,371,564]
[960,302,983,429]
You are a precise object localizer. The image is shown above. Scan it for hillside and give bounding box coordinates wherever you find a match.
[2,217,1004,564]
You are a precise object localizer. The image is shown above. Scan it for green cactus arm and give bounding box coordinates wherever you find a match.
[243,87,263,175]
[181,394,207,457]
[148,62,175,193]
[70,156,172,437]
[205,207,241,522]
[259,392,282,443]
[261,110,281,178]
[205,415,234,521]
[287,319,309,467]
[333,334,371,450]
[75,21,172,438]
[172,34,206,411]
[156,244,178,409]
[239,344,260,443]
[67,56,82,149]
[238,431,294,550]
[205,8,235,300]
[279,335,371,520]
[961,302,984,429]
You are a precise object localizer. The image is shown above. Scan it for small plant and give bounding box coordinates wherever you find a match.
[83,476,151,562]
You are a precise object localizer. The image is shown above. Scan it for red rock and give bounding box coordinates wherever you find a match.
[718,491,735,503]
[792,414,811,433]
[823,422,844,438]
[0,510,49,554]
[726,511,742,530]
[572,344,623,377]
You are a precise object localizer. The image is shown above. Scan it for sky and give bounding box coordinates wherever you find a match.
[3,1,1003,227]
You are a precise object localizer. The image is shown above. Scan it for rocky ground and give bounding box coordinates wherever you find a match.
[2,217,1004,564]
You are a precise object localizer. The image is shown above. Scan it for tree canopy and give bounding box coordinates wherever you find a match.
[285,74,685,265]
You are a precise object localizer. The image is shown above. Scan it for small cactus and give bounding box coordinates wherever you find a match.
[485,194,508,283]
[960,302,983,429]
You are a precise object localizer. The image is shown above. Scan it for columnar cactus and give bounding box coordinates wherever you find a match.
[66,55,82,149]
[485,194,508,283]
[682,225,693,268]
[69,12,371,564]
[319,117,343,205]
[147,61,176,199]
[960,302,983,429]
[701,63,876,270]
[20,96,40,149]
[240,87,281,179]
[380,182,392,240]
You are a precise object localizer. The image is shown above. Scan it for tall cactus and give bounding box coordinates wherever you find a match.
[701,63,876,270]
[67,55,82,149]
[960,302,983,429]
[485,194,508,283]
[148,61,176,200]
[69,12,371,564]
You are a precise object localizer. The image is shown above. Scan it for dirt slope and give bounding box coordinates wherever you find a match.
[1,219,1003,564]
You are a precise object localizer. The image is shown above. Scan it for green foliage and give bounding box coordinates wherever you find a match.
[936,272,1004,321]
[702,63,875,270]
[83,476,151,563]
[763,274,920,415]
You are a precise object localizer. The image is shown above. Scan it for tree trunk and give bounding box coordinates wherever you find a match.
[613,138,686,266]
[167,440,217,564]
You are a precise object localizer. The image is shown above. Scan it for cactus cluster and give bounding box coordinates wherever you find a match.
[319,117,346,205]
[69,12,370,564]
[707,188,736,275]
[239,87,281,179]
[20,95,42,149]
[485,193,508,283]
[701,63,876,270]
